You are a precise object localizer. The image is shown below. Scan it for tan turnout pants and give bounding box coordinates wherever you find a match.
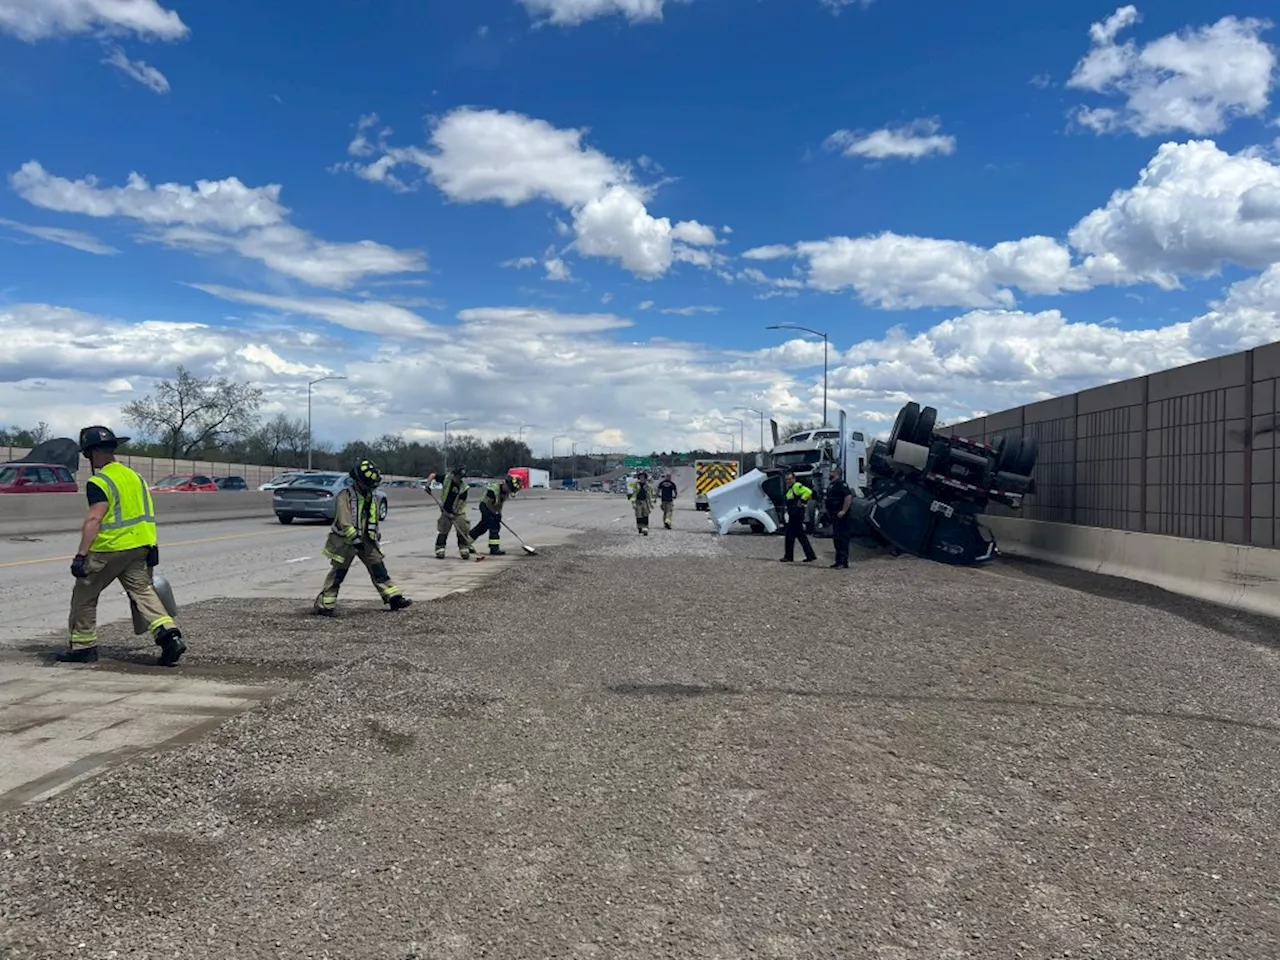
[69,547,175,649]
[661,500,674,525]
[435,510,475,557]
[314,536,402,611]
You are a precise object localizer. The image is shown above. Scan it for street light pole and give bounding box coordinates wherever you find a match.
[307,375,347,470]
[739,406,767,452]
[443,417,466,475]
[552,434,568,482]
[723,416,745,472]
[518,424,535,466]
[766,323,830,426]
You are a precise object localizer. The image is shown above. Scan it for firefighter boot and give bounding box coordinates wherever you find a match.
[57,645,99,664]
[155,627,186,667]
[388,595,413,611]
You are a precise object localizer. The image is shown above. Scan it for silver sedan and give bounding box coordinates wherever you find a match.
[272,473,389,525]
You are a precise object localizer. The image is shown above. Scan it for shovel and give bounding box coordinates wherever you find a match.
[131,570,180,635]
[422,485,486,561]
[498,517,539,556]
[424,482,536,556]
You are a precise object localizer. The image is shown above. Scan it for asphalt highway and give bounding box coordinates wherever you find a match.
[0,491,650,646]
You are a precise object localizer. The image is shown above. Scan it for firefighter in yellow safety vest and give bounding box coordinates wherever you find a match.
[62,425,186,666]
[313,458,413,615]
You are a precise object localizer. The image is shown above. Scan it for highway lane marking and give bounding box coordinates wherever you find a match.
[285,556,313,563]
[0,527,304,569]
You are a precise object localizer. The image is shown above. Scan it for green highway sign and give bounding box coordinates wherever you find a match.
[623,456,652,468]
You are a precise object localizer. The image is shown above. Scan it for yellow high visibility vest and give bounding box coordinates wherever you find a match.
[88,462,157,553]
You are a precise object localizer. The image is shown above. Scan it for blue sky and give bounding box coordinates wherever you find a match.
[1,0,1279,453]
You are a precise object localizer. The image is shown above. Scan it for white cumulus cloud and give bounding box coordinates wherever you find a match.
[337,107,719,280]
[1068,139,1280,287]
[747,138,1280,308]
[1067,6,1277,136]
[0,0,188,41]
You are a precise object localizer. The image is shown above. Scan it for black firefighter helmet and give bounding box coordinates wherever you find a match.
[78,425,129,455]
[351,458,383,489]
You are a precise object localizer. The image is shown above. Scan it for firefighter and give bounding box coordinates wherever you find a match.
[630,470,655,535]
[428,465,479,560]
[471,474,521,555]
[825,465,855,569]
[780,470,817,563]
[314,458,412,616]
[62,425,186,666]
[656,472,678,529]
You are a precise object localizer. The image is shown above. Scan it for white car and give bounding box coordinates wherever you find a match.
[258,471,322,491]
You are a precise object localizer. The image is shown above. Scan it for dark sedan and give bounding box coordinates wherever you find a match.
[272,473,389,525]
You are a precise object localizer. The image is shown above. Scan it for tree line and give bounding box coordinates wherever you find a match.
[2,367,840,478]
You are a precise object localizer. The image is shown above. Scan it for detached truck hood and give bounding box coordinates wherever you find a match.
[705,468,781,535]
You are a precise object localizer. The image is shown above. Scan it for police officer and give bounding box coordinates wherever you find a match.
[428,465,479,560]
[656,472,678,529]
[62,426,185,666]
[780,470,817,563]
[471,474,520,555]
[314,458,412,616]
[630,470,655,535]
[825,465,855,569]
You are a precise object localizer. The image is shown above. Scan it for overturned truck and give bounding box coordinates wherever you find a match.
[705,401,1040,567]
[862,401,1038,565]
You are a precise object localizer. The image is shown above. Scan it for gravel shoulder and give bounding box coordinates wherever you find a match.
[3,519,1279,959]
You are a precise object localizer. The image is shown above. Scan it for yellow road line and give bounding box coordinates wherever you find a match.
[0,527,299,569]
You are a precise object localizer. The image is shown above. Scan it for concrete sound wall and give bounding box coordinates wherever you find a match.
[949,341,1280,549]
[985,515,1280,619]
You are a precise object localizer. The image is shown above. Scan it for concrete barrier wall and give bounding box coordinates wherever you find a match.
[0,447,423,488]
[0,489,430,537]
[985,515,1280,618]
[0,487,592,538]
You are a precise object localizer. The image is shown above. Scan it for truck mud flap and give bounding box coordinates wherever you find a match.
[868,486,996,565]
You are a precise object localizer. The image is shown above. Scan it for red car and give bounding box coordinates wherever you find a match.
[0,462,79,493]
[151,474,218,493]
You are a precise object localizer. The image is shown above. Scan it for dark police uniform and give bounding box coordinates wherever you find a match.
[825,475,855,568]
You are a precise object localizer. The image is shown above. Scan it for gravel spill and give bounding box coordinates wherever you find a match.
[3,521,1280,959]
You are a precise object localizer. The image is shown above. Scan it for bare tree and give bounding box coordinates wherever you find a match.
[121,366,264,458]
[251,414,309,466]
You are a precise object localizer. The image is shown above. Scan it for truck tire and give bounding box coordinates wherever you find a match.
[914,406,937,445]
[378,499,388,521]
[277,514,294,525]
[995,434,1023,474]
[1015,436,1039,476]
[888,402,920,454]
